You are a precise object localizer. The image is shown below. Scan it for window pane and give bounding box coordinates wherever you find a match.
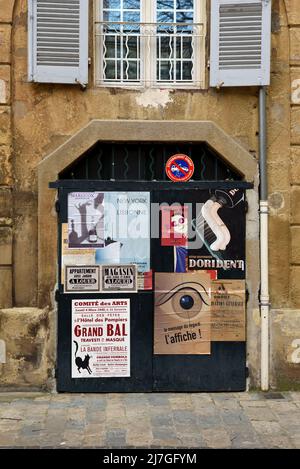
[104,36,121,58]
[123,61,139,80]
[104,60,120,80]
[176,36,192,58]
[123,36,139,58]
[157,0,174,9]
[103,0,121,8]
[183,61,192,80]
[176,0,193,10]
[123,11,140,24]
[157,36,174,59]
[103,10,121,22]
[176,11,193,23]
[157,60,173,81]
[157,11,174,23]
[123,0,140,8]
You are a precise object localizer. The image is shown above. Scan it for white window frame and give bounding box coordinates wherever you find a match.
[94,0,206,89]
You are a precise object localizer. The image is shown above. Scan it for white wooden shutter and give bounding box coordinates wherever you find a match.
[210,0,272,87]
[28,0,89,85]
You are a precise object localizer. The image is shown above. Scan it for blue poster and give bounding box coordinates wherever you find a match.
[95,192,150,275]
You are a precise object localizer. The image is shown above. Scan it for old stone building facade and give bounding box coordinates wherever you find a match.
[0,0,299,391]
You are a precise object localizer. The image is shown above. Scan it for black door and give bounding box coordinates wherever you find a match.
[52,180,251,392]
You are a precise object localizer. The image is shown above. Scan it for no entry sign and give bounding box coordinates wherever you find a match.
[166,154,194,182]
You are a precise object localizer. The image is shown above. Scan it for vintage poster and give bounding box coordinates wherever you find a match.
[187,188,246,277]
[66,192,152,290]
[211,280,246,341]
[95,192,152,290]
[137,270,153,290]
[71,299,130,378]
[154,272,211,355]
[101,264,137,293]
[161,205,188,247]
[155,189,246,280]
[61,224,96,285]
[65,266,100,293]
[68,192,105,248]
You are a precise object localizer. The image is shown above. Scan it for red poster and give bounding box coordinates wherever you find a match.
[161,206,188,247]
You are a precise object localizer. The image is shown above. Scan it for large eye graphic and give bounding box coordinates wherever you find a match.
[156,282,210,320]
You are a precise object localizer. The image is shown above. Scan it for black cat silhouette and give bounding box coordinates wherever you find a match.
[73,340,92,374]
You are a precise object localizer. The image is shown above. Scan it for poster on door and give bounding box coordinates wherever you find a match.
[154,272,211,355]
[101,264,137,293]
[68,192,105,248]
[67,191,152,290]
[157,188,246,279]
[161,205,188,247]
[211,280,246,341]
[71,299,130,378]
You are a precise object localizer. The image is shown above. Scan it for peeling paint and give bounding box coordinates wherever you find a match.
[135,89,173,108]
[290,339,300,364]
[0,79,5,103]
[291,79,300,104]
[269,191,285,211]
[0,339,5,363]
[252,308,261,327]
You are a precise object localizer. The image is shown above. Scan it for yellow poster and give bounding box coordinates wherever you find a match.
[211,280,246,341]
[154,272,211,355]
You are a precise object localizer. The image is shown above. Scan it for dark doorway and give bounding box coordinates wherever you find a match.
[53,142,249,393]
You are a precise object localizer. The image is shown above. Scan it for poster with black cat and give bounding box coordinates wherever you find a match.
[71,299,130,378]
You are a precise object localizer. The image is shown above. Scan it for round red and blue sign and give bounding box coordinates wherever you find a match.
[166,154,195,182]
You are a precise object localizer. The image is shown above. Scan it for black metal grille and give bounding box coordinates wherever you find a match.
[60,142,242,181]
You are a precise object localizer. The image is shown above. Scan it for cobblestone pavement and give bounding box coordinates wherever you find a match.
[0,392,300,448]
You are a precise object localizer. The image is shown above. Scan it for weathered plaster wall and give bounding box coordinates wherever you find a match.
[12,0,259,307]
[270,310,300,390]
[0,0,298,390]
[0,307,55,390]
[0,1,14,310]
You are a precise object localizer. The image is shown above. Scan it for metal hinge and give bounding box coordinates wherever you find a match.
[244,200,249,213]
[245,367,249,378]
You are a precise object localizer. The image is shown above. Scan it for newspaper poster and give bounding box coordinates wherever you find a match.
[65,266,100,293]
[72,299,130,378]
[211,280,246,341]
[154,272,211,355]
[101,264,137,293]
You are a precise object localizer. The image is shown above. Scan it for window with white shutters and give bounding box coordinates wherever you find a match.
[95,0,206,88]
[210,0,272,87]
[28,0,89,85]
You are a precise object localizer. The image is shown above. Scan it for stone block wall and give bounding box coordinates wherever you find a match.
[289,15,300,310]
[0,1,13,310]
[0,307,55,390]
[0,0,299,390]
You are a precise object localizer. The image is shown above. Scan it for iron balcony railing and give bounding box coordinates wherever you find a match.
[95,21,205,85]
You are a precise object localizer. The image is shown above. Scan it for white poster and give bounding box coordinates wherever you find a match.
[101,264,137,293]
[71,299,130,378]
[65,266,100,293]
